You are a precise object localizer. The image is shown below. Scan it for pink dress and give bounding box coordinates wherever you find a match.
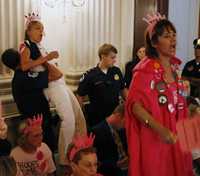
[125,57,194,176]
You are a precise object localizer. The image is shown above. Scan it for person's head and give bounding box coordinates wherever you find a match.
[193,38,200,59]
[107,104,125,129]
[25,13,44,43]
[187,97,200,118]
[98,43,118,68]
[0,156,17,176]
[136,46,146,60]
[144,14,176,59]
[17,115,43,150]
[1,49,20,70]
[67,134,97,176]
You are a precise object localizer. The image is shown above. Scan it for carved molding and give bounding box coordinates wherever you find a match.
[65,71,83,92]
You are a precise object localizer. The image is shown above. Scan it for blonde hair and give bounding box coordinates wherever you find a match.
[98,43,117,59]
[0,156,17,176]
[25,21,43,40]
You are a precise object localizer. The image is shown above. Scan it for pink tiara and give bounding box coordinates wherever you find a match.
[143,12,166,39]
[22,114,43,135]
[69,133,95,161]
[25,12,41,29]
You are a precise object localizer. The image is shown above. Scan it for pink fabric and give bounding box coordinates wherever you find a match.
[177,116,200,152]
[125,57,194,176]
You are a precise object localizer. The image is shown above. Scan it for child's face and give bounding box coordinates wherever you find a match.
[27,126,43,148]
[72,153,98,176]
[27,22,44,43]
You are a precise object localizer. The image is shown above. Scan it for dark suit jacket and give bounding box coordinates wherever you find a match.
[90,120,127,176]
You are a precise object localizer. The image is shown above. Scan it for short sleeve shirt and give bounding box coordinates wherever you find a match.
[77,66,125,109]
[10,143,56,176]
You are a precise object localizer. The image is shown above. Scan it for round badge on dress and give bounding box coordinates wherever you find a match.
[156,81,166,93]
[114,74,119,80]
[150,80,155,89]
[168,103,175,113]
[158,94,168,105]
[177,103,184,110]
[154,62,160,69]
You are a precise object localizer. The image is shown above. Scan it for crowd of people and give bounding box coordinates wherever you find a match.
[0,11,200,176]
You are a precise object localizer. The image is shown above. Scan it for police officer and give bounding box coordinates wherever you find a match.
[77,43,128,127]
[182,38,200,98]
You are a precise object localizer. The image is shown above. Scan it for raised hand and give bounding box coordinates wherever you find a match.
[47,51,59,60]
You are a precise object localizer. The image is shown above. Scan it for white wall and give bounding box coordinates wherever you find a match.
[32,0,134,74]
[168,0,200,68]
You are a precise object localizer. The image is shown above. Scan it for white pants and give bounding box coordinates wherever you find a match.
[44,77,75,165]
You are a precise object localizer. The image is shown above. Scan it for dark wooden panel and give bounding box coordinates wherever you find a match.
[134,0,157,56]
[133,0,169,57]
[157,0,168,18]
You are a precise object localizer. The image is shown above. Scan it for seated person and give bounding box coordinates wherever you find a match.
[66,134,102,176]
[10,115,56,176]
[182,38,200,98]
[124,46,145,88]
[90,104,128,176]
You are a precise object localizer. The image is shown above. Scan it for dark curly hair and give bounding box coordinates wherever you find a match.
[145,19,176,58]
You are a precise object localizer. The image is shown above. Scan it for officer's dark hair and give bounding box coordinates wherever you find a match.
[1,49,20,70]
[98,43,118,60]
[145,19,176,58]
[113,103,125,118]
[193,38,200,49]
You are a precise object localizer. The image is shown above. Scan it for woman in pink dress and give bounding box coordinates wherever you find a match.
[125,13,194,176]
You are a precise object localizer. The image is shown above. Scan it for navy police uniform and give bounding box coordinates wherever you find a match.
[77,66,125,127]
[182,60,200,97]
[182,38,200,98]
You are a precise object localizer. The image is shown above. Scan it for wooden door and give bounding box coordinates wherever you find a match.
[133,0,169,57]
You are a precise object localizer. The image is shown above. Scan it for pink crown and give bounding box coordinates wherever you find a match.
[143,12,166,39]
[69,133,95,161]
[22,114,43,135]
[25,12,41,29]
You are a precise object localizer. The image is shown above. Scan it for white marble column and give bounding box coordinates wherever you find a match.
[39,0,134,90]
[168,0,200,68]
